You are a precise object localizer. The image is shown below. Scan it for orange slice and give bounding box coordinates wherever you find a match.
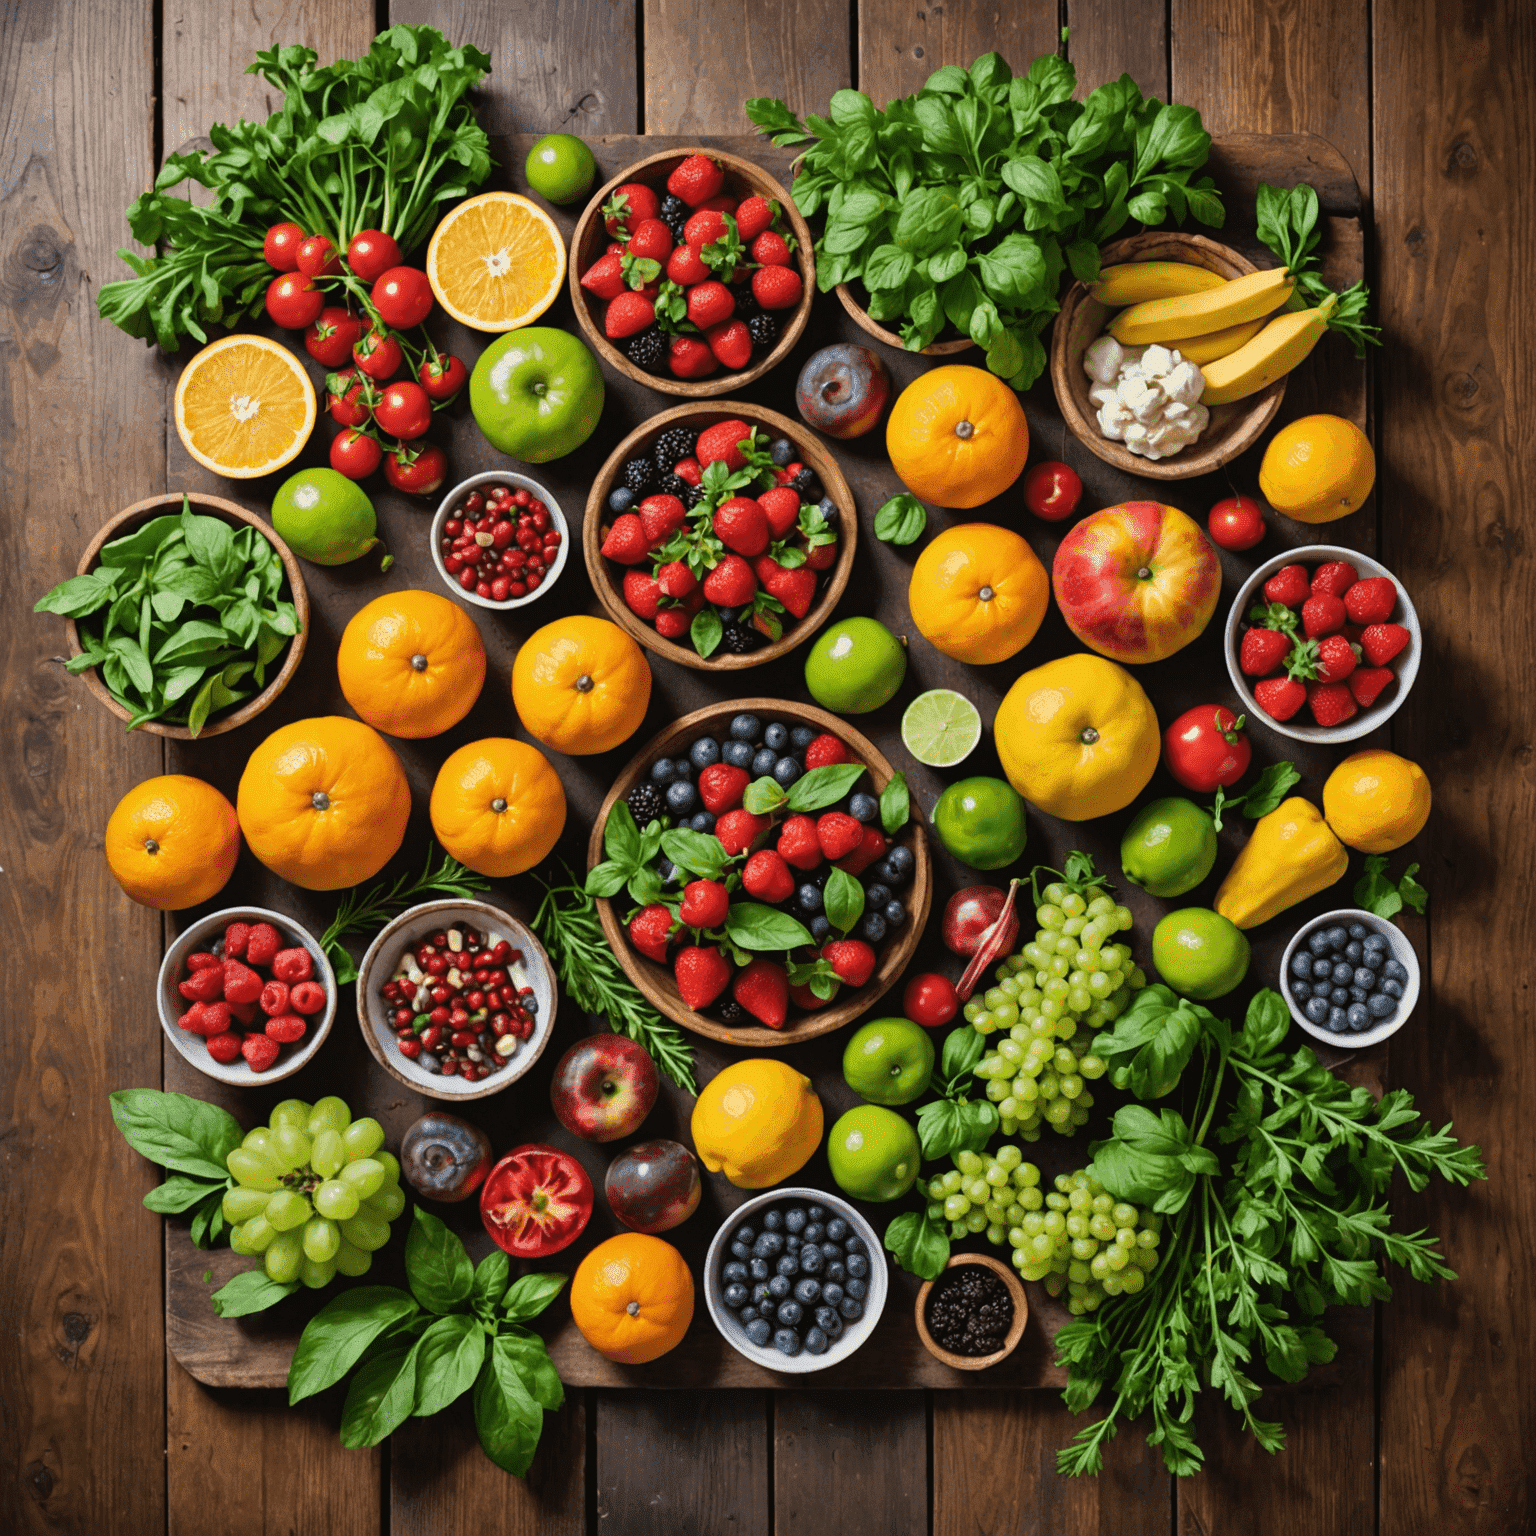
[174,334,316,479]
[426,191,566,331]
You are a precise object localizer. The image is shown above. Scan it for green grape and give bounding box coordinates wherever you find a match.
[333,1238,373,1277]
[301,1257,338,1290]
[927,1201,946,1222]
[362,1184,405,1222]
[307,1096,350,1137]
[315,1179,360,1221]
[271,1125,311,1171]
[986,1223,1006,1246]
[270,1099,311,1131]
[940,1169,963,1194]
[266,1189,312,1231]
[227,1148,279,1191]
[228,1222,255,1256]
[1112,1202,1139,1227]
[342,1117,385,1161]
[340,1214,391,1252]
[944,1194,970,1221]
[1037,902,1064,929]
[223,1186,270,1223]
[985,1078,1009,1102]
[1105,1244,1130,1272]
[375,1150,400,1187]
[984,1162,1010,1187]
[303,1216,341,1263]
[310,1129,345,1178]
[1120,1265,1146,1293]
[265,1228,304,1283]
[995,1144,1022,1171]
[1079,1054,1107,1080]
[927,1176,948,1200]
[956,1149,984,1176]
[339,1157,386,1200]
[964,1210,988,1233]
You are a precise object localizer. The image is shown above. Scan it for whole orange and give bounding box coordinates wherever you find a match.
[908,522,1049,664]
[105,775,240,910]
[237,716,411,891]
[430,738,567,877]
[570,1232,694,1364]
[886,364,1029,508]
[336,589,486,738]
[511,615,650,756]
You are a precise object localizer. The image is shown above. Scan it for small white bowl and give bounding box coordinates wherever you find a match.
[1224,543,1421,745]
[429,469,571,612]
[703,1186,888,1375]
[1280,907,1421,1049]
[157,907,337,1086]
[355,899,558,1100]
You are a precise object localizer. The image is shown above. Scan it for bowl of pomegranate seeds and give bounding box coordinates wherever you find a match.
[430,470,570,610]
[157,907,337,1085]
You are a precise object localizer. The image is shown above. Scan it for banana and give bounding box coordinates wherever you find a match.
[1108,268,1295,345]
[1089,262,1226,307]
[1173,319,1266,365]
[1200,293,1339,405]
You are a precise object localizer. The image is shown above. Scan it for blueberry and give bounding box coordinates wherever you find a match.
[733,1224,755,1246]
[723,1261,748,1285]
[840,1296,864,1321]
[1344,940,1364,964]
[1312,957,1333,981]
[777,1299,803,1327]
[1304,996,1330,1025]
[774,757,802,787]
[739,1305,760,1325]
[753,1282,773,1306]
[817,495,839,524]
[1325,925,1350,951]
[824,1261,847,1285]
[859,913,888,945]
[1383,959,1408,984]
[785,1233,801,1252]
[846,1253,869,1279]
[784,1207,807,1233]
[750,1258,770,1282]
[777,1253,801,1277]
[826,1217,848,1242]
[1347,1003,1371,1031]
[1368,992,1397,1019]
[773,1328,802,1356]
[762,1209,783,1231]
[1307,929,1332,957]
[845,1234,865,1255]
[1290,951,1315,979]
[810,915,832,942]
[808,1205,827,1222]
[884,901,906,928]
[1382,978,1404,999]
[730,713,763,743]
[849,793,879,824]
[1327,1005,1349,1032]
[794,1277,822,1305]
[730,1240,751,1262]
[690,737,721,769]
[769,438,794,467]
[799,1245,825,1275]
[608,486,635,514]
[768,1273,792,1300]
[1331,962,1354,986]
[1291,980,1313,1002]
[1348,922,1369,940]
[657,858,679,885]
[723,1282,749,1309]
[723,740,754,768]
[1353,967,1377,990]
[755,1230,784,1256]
[651,757,677,784]
[798,883,823,914]
[1349,987,1370,1004]
[672,759,693,781]
[764,722,789,751]
[815,1306,843,1337]
[864,883,891,910]
[666,781,697,815]
[884,846,915,883]
[820,1282,844,1307]
[746,1318,773,1346]
[803,1326,830,1356]
[1363,938,1389,962]
[791,725,817,752]
[1330,988,1351,1008]
[752,747,779,778]
[844,1276,867,1301]
[819,1242,842,1263]
[689,811,717,833]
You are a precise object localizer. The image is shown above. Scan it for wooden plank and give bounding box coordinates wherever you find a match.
[774,1394,928,1535]
[0,3,167,1533]
[858,0,1057,107]
[1066,0,1167,101]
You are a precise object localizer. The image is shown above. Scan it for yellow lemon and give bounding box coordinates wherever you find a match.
[1322,750,1431,853]
[1258,414,1376,523]
[426,191,566,331]
[908,522,1049,665]
[690,1060,823,1189]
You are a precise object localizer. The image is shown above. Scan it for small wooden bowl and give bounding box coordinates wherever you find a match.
[569,147,815,397]
[835,283,976,357]
[914,1254,1029,1372]
[62,492,309,739]
[584,402,857,671]
[1049,231,1286,480]
[588,700,931,1047]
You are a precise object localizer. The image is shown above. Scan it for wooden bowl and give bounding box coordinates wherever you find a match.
[835,283,976,357]
[914,1254,1029,1372]
[569,147,815,397]
[584,402,857,671]
[588,700,931,1047]
[62,492,308,739]
[1048,231,1286,480]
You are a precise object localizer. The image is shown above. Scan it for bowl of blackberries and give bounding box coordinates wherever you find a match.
[703,1188,887,1373]
[913,1253,1028,1371]
[1280,907,1420,1049]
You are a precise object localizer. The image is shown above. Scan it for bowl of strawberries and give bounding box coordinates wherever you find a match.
[584,403,856,670]
[569,147,815,395]
[1226,544,1421,743]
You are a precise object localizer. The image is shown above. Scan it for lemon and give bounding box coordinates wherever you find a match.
[1258,414,1376,523]
[174,334,315,479]
[690,1060,822,1190]
[1322,750,1431,853]
[901,689,982,767]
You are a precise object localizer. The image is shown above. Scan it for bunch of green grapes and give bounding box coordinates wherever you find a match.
[222,1096,405,1288]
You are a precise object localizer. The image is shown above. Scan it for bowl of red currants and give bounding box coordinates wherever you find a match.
[430,470,571,611]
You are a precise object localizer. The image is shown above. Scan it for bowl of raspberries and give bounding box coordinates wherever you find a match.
[570,147,814,395]
[1226,544,1421,743]
[585,405,856,669]
[586,701,931,1046]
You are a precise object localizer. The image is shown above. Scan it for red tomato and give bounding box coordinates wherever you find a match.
[374,380,433,439]
[346,228,403,282]
[263,222,306,272]
[1022,461,1083,521]
[1207,495,1267,551]
[330,429,382,480]
[1163,705,1252,794]
[295,234,342,278]
[327,368,372,427]
[419,352,467,401]
[264,272,323,330]
[304,306,364,368]
[353,327,402,380]
[903,973,959,1029]
[480,1144,594,1258]
[385,441,447,497]
[371,266,434,329]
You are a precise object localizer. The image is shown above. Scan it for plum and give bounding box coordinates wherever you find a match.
[605,1138,701,1233]
[794,344,891,439]
[400,1111,493,1202]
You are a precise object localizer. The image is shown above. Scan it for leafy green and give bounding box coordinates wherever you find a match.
[1208,761,1300,832]
[880,772,911,835]
[873,494,928,546]
[210,1271,300,1318]
[723,903,816,953]
[584,804,667,908]
[405,1207,474,1314]
[883,1209,950,1281]
[1353,856,1428,919]
[822,867,865,935]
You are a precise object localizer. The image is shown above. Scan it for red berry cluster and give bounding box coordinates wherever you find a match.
[440,483,564,604]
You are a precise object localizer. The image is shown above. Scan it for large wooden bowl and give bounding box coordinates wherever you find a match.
[1048,231,1286,481]
[584,402,857,671]
[569,147,815,398]
[588,700,931,1047]
[62,492,308,740]
[835,283,976,357]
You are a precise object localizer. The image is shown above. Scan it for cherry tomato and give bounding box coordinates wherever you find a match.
[264,272,323,330]
[327,368,372,427]
[346,228,403,282]
[371,266,434,329]
[295,234,342,279]
[903,972,959,1029]
[330,428,382,480]
[374,380,433,439]
[1207,495,1267,551]
[1022,460,1083,521]
[385,441,447,497]
[480,1143,593,1258]
[263,222,305,271]
[304,306,365,368]
[1163,705,1252,794]
[419,352,467,402]
[353,327,403,380]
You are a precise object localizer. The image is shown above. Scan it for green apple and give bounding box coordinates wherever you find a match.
[470,327,604,462]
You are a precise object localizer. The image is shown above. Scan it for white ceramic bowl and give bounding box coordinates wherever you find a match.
[703,1186,888,1375]
[1279,906,1421,1049]
[429,470,571,611]
[354,899,558,1100]
[157,906,337,1086]
[1224,544,1421,745]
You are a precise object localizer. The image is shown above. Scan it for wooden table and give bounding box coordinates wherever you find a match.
[3,3,1530,1533]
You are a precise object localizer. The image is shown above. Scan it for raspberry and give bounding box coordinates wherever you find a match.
[264,1015,307,1045]
[271,948,314,984]
[205,1032,243,1065]
[245,923,281,967]
[289,981,327,1016]
[240,1034,282,1072]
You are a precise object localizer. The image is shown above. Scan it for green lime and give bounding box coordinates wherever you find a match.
[270,469,379,566]
[524,133,596,205]
[804,617,907,714]
[1120,797,1218,898]
[1151,908,1251,1000]
[931,776,1027,870]
[825,1105,921,1203]
[901,689,982,767]
[842,1018,935,1105]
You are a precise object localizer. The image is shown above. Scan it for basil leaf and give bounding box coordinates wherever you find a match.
[288,1287,421,1404]
[955,1099,1000,1152]
[471,1251,511,1316]
[584,861,630,899]
[660,829,730,880]
[894,186,964,253]
[1398,863,1428,914]
[144,1173,224,1214]
[109,1089,243,1181]
[724,902,815,953]
[822,867,865,935]
[785,763,866,812]
[210,1271,299,1318]
[410,1313,487,1417]
[1237,988,1290,1060]
[153,620,228,663]
[1240,762,1301,820]
[873,494,927,546]
[916,1098,965,1160]
[473,1335,545,1476]
[941,1024,984,1084]
[742,777,788,815]
[863,244,913,291]
[603,801,641,866]
[501,1271,568,1323]
[495,1327,564,1410]
[181,506,235,577]
[186,673,218,737]
[880,772,910,834]
[340,1342,418,1448]
[190,1186,227,1250]
[691,606,723,659]
[884,1209,949,1281]
[404,1206,473,1314]
[34,570,119,618]
[1352,855,1400,918]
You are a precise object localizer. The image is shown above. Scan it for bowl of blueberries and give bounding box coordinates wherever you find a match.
[704,1188,888,1372]
[1280,907,1420,1049]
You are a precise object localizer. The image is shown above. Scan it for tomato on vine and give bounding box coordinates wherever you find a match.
[419,352,467,401]
[262,222,305,272]
[345,229,403,282]
[353,327,403,381]
[1162,705,1252,794]
[326,369,373,428]
[304,307,365,368]
[295,234,342,278]
[371,266,434,329]
[385,440,446,496]
[331,429,382,480]
[374,381,433,440]
[264,272,323,330]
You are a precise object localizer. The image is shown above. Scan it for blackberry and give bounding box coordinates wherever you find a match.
[733,286,761,321]
[747,312,779,349]
[659,193,689,242]
[661,472,705,507]
[717,999,750,1026]
[621,456,655,495]
[652,426,698,472]
[626,783,666,825]
[624,326,666,373]
[719,624,762,655]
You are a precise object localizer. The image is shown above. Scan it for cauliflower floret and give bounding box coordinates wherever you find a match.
[1082,335,1125,385]
[1117,375,1155,413]
[1186,402,1211,435]
[1141,344,1175,379]
[1162,361,1206,406]
[1162,401,1191,423]
[1096,400,1131,440]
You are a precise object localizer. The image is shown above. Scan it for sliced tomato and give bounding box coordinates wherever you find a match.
[480,1143,593,1258]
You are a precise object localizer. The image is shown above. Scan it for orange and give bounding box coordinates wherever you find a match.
[173,334,316,479]
[1322,750,1432,853]
[237,716,411,891]
[570,1233,694,1364]
[337,590,487,739]
[426,191,566,332]
[1258,414,1376,523]
[105,775,240,910]
[908,522,1049,664]
[511,615,651,756]
[429,739,567,878]
[886,364,1029,508]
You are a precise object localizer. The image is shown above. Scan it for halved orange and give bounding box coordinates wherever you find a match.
[173,334,316,479]
[426,191,566,332]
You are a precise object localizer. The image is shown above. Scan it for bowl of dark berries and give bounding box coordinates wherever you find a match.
[584,402,856,670]
[430,470,571,611]
[704,1188,887,1373]
[587,700,931,1047]
[1280,907,1420,1049]
[569,147,814,396]
[914,1254,1028,1372]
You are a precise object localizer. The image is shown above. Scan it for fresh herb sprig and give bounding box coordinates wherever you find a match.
[109,1089,240,1249]
[1354,856,1427,919]
[1207,760,1300,832]
[873,494,928,546]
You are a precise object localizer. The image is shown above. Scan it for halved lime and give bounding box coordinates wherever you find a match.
[901,689,982,767]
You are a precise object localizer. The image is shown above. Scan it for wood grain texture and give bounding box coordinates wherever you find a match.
[1065,0,1167,100]
[774,1394,928,1534]
[857,0,1057,108]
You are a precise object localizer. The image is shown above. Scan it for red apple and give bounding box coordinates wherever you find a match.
[549,1034,659,1142]
[1052,501,1221,664]
[605,1138,701,1233]
[942,886,1011,957]
[795,343,891,438]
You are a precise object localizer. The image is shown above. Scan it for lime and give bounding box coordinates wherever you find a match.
[1151,908,1250,1000]
[1120,797,1218,898]
[931,776,1027,870]
[270,469,379,566]
[842,1018,935,1105]
[524,133,596,205]
[804,617,907,714]
[825,1105,921,1203]
[901,689,982,767]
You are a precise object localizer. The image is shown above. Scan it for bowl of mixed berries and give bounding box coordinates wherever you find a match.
[569,148,814,395]
[586,701,930,1047]
[584,405,856,669]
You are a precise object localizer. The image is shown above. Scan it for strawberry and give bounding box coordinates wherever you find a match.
[181,1001,230,1037]
[668,335,717,378]
[655,606,692,639]
[222,959,263,1006]
[742,849,795,904]
[265,1014,306,1045]
[606,241,626,256]
[777,814,823,871]
[699,763,750,814]
[638,493,686,545]
[754,555,816,618]
[245,923,281,966]
[706,318,752,369]
[626,218,673,263]
[715,808,770,855]
[752,265,803,310]
[757,486,802,538]
[1314,634,1358,683]
[1301,592,1347,638]
[734,194,774,242]
[674,945,731,1010]
[656,559,697,598]
[696,419,753,470]
[185,952,221,971]
[622,569,662,621]
[804,734,850,769]
[822,940,877,988]
[628,905,675,963]
[696,193,737,214]
[733,958,789,1028]
[680,879,730,929]
[1310,560,1358,599]
[804,535,839,572]
[684,208,728,246]
[667,152,726,207]
[789,979,839,1012]
[223,921,251,958]
[834,825,887,877]
[600,513,649,564]
[579,251,626,300]
[1349,667,1395,708]
[241,1034,281,1073]
[714,497,769,556]
[702,553,757,605]
[1253,676,1307,721]
[1341,622,1366,647]
[774,462,805,486]
[1307,681,1358,728]
[1239,626,1293,677]
[604,290,655,339]
[1360,622,1410,666]
[603,182,660,236]
[1262,564,1311,607]
[749,229,792,267]
[665,242,711,286]
[1345,576,1397,625]
[817,812,864,861]
[672,456,702,486]
[227,999,259,1027]
[686,280,735,330]
[205,1032,243,1065]
[178,965,224,1002]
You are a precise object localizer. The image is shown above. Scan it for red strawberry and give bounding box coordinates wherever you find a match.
[603,182,660,236]
[1262,564,1311,607]
[714,497,769,557]
[628,904,675,963]
[241,1034,282,1073]
[742,849,795,904]
[1348,667,1395,708]
[789,979,839,1012]
[1253,677,1307,721]
[1310,560,1358,598]
[699,763,750,814]
[666,243,710,286]
[182,1001,231,1037]
[1345,577,1397,625]
[774,462,805,486]
[672,456,702,486]
[702,554,757,606]
[752,265,803,310]
[750,229,792,267]
[227,999,259,1027]
[668,335,717,378]
[667,153,726,207]
[822,940,876,988]
[1301,592,1347,638]
[687,280,734,330]
[656,559,697,598]
[733,959,789,1028]
[715,808,770,855]
[600,513,649,564]
[734,194,774,242]
[754,555,816,618]
[205,1032,243,1065]
[1314,634,1358,683]
[834,825,887,877]
[1360,622,1410,666]
[777,814,823,871]
[1307,681,1358,728]
[626,218,673,263]
[680,879,730,929]
[605,291,655,339]
[696,419,753,470]
[185,952,221,971]
[696,193,736,214]
[622,569,662,621]
[245,923,281,966]
[804,535,838,572]
[222,959,263,1005]
[817,812,864,861]
[758,486,802,538]
[1239,627,1294,677]
[804,734,850,769]
[706,319,752,369]
[655,606,692,639]
[638,494,686,545]
[265,1014,306,1045]
[606,241,625,256]
[178,965,224,1002]
[580,251,626,300]
[223,921,251,958]
[1341,622,1366,647]
[683,208,728,247]
[674,945,731,1010]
